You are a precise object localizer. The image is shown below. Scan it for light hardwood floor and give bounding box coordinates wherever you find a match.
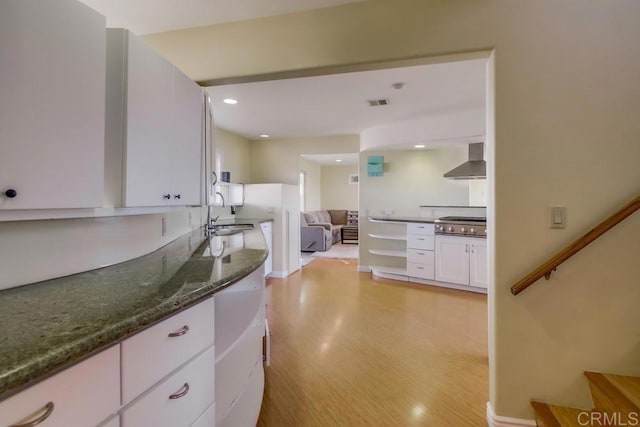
[258,258,489,426]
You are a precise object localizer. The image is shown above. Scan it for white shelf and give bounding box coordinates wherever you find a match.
[370,265,409,282]
[368,218,406,225]
[368,233,407,241]
[368,249,407,258]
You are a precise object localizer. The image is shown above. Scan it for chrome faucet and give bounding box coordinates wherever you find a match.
[215,191,226,208]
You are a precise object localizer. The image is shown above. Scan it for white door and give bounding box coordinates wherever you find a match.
[435,236,469,285]
[171,67,202,206]
[124,32,174,207]
[469,239,488,288]
[0,0,105,209]
[260,222,273,277]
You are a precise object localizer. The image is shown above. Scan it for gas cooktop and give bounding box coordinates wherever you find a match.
[437,216,486,222]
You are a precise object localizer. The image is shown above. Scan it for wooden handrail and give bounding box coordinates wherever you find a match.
[511,195,640,295]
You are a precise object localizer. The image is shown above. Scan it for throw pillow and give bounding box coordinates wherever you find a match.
[347,210,359,226]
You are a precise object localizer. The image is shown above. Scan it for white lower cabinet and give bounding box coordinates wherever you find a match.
[215,309,264,417]
[469,239,488,288]
[100,415,120,427]
[0,346,120,427]
[406,223,435,280]
[435,236,487,288]
[121,346,215,427]
[191,402,215,427]
[260,221,273,277]
[215,265,266,427]
[121,298,215,404]
[218,360,265,427]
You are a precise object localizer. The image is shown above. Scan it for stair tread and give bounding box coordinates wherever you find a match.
[585,371,640,413]
[532,401,587,427]
[602,373,640,410]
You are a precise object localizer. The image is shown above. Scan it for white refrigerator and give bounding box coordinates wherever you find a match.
[237,184,300,278]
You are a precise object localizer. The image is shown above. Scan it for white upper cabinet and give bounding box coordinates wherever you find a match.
[171,68,203,205]
[0,0,106,210]
[106,29,202,208]
[124,31,175,207]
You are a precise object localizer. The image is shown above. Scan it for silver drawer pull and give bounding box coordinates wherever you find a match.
[10,402,54,427]
[416,267,424,270]
[417,252,425,255]
[168,325,189,338]
[169,383,190,400]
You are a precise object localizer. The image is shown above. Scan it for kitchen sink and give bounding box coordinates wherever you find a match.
[211,223,254,235]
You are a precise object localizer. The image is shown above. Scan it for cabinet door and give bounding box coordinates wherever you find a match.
[434,236,469,285]
[469,239,488,288]
[0,346,119,427]
[124,32,174,207]
[171,68,202,206]
[260,222,273,277]
[0,0,105,209]
[121,346,215,427]
[121,298,215,404]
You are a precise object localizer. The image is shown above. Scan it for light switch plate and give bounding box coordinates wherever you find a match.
[549,207,566,229]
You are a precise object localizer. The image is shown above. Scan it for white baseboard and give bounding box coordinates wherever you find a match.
[357,265,371,272]
[486,402,536,427]
[269,267,300,279]
[269,270,288,278]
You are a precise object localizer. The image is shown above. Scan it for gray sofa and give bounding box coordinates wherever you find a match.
[300,210,356,252]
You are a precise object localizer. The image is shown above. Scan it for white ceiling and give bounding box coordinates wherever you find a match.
[208,59,486,142]
[78,0,366,35]
[301,153,359,166]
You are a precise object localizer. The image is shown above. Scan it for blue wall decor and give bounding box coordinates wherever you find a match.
[367,155,384,176]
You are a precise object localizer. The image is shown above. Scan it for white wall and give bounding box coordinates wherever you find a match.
[214,127,251,183]
[0,208,204,290]
[146,0,640,420]
[320,164,358,210]
[299,158,321,211]
[248,135,359,185]
[359,148,470,267]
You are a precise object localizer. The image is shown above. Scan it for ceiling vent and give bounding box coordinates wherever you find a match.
[367,98,389,107]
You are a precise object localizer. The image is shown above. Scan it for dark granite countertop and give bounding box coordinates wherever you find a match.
[0,221,268,401]
[368,216,437,223]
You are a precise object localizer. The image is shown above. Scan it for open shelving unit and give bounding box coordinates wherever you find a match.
[368,248,407,257]
[367,233,407,241]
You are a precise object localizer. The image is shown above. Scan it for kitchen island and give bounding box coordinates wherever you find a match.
[0,220,270,426]
[367,216,488,294]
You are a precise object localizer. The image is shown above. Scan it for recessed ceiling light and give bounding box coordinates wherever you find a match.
[223,98,238,104]
[259,134,270,138]
[414,144,426,148]
[336,159,342,162]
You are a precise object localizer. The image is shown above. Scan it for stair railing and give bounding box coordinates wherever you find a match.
[511,195,640,295]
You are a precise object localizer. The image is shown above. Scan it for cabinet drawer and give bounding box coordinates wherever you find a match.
[100,415,120,427]
[218,360,264,427]
[407,223,434,236]
[407,234,434,250]
[216,309,264,417]
[121,298,215,404]
[121,346,215,427]
[407,248,434,264]
[191,402,215,427]
[407,262,435,280]
[0,346,119,427]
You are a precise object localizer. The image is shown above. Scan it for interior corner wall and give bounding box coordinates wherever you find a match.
[214,127,251,183]
[248,135,359,185]
[145,0,640,420]
[320,164,358,210]
[299,158,321,211]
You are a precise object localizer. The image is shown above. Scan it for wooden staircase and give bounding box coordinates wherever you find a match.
[532,372,640,426]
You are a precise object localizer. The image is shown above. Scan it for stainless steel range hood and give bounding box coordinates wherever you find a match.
[443,142,486,180]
